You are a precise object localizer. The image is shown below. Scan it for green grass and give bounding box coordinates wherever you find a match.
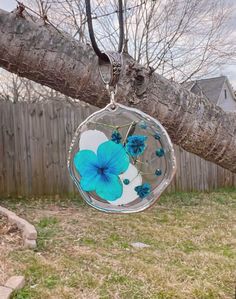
[0,190,235,299]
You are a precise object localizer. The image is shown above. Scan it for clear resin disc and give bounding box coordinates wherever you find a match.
[68,103,176,213]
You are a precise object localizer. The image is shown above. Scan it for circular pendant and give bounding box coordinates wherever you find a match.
[68,103,176,213]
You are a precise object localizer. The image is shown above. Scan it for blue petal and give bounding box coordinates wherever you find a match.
[74,150,98,176]
[125,135,147,157]
[135,183,151,198]
[139,120,147,129]
[80,172,99,192]
[95,173,123,201]
[111,130,122,144]
[156,148,165,157]
[97,141,129,175]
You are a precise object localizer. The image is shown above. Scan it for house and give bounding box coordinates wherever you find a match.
[183,76,236,112]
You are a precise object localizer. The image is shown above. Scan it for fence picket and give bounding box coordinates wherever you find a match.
[0,101,235,196]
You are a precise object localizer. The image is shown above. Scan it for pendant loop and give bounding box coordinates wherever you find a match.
[99,51,123,87]
[99,51,122,109]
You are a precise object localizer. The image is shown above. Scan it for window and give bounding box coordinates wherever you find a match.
[224,89,227,99]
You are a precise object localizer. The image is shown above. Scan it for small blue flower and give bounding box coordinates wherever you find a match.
[125,135,147,157]
[123,179,130,185]
[111,130,122,144]
[139,120,147,129]
[135,183,151,199]
[74,141,129,201]
[155,169,162,176]
[154,132,161,140]
[156,148,165,157]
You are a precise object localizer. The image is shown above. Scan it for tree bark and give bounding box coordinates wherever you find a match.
[0,9,236,173]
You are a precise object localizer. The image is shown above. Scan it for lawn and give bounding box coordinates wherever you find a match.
[0,190,235,299]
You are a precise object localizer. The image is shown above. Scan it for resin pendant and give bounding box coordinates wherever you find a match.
[68,103,176,213]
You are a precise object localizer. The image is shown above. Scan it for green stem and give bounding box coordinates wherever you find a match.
[136,160,148,165]
[90,122,117,129]
[140,172,155,175]
[118,122,137,129]
[90,121,136,130]
[123,121,136,145]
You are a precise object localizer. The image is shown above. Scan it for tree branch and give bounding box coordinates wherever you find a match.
[0,9,236,173]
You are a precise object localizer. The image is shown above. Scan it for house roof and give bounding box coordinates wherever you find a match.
[182,76,234,104]
[196,76,226,104]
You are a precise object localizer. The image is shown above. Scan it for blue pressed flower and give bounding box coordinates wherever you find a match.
[139,120,147,129]
[125,135,147,157]
[135,183,151,199]
[156,148,164,157]
[111,130,122,144]
[154,132,161,140]
[123,179,130,185]
[155,169,162,176]
[74,141,129,201]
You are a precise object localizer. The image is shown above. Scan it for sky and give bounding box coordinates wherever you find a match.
[0,0,236,89]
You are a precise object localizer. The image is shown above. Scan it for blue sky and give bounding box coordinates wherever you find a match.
[1,0,236,88]
[0,0,16,12]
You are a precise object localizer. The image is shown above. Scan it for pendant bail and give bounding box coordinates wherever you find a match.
[99,51,122,108]
[99,51,123,88]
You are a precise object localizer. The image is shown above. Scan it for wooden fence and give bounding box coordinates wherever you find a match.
[0,101,235,196]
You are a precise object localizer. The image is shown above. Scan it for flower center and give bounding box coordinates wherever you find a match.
[97,167,107,175]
